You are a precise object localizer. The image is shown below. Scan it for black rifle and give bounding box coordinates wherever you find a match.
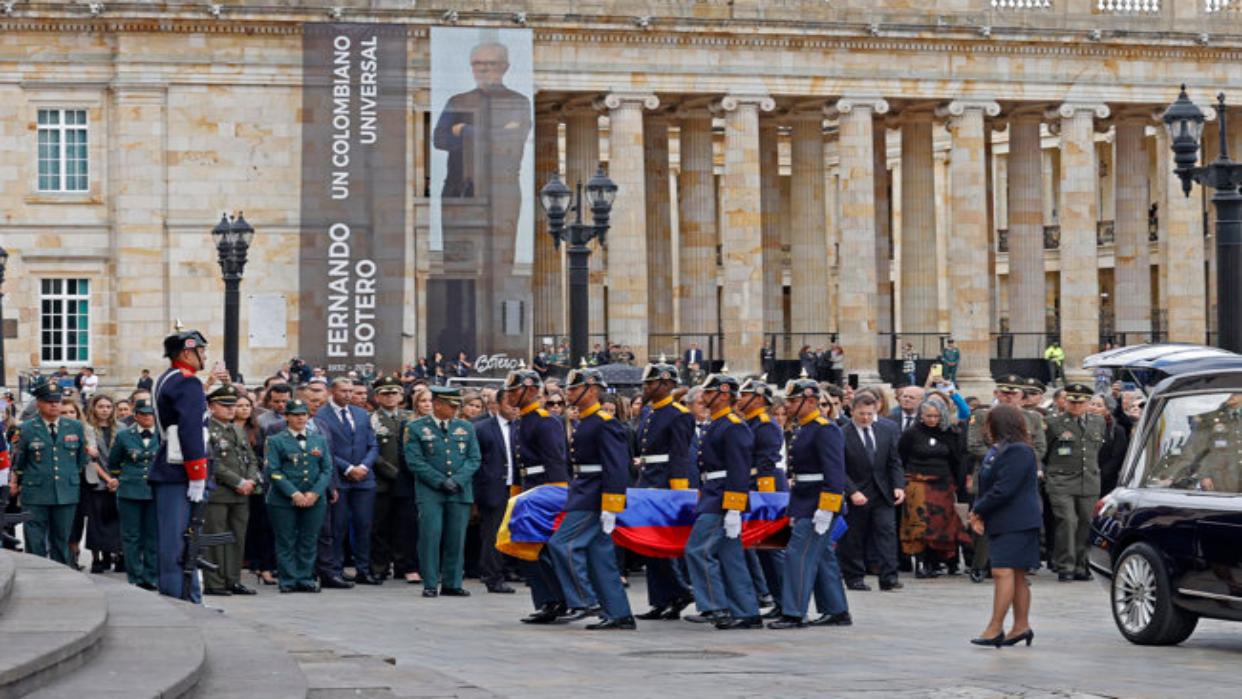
[1,511,32,549]
[179,500,235,601]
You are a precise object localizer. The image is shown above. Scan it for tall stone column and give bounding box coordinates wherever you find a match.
[1156,120,1208,342]
[532,112,562,339]
[599,93,657,362]
[677,109,719,349]
[759,118,784,337]
[713,94,774,374]
[874,125,893,359]
[938,100,1001,393]
[564,109,603,348]
[1054,103,1109,380]
[789,111,830,337]
[1007,112,1046,358]
[829,96,889,383]
[644,112,675,356]
[1113,115,1152,339]
[899,112,938,342]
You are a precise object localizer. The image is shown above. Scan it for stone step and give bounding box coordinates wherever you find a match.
[0,552,108,698]
[0,553,15,615]
[182,603,309,699]
[25,575,207,699]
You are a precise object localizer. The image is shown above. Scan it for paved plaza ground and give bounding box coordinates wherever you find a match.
[202,569,1242,699]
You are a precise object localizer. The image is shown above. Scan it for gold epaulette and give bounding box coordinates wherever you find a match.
[536,408,550,418]
[758,413,771,424]
[673,402,690,413]
[815,416,830,426]
[727,413,742,424]
[599,412,614,421]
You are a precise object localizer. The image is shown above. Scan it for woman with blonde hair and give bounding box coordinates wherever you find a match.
[82,394,123,574]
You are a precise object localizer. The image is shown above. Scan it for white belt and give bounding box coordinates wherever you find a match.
[522,465,545,476]
[793,473,823,483]
[703,470,727,481]
[640,454,669,464]
[575,464,602,474]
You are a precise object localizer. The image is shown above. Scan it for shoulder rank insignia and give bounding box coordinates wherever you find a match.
[536,408,550,418]
[727,413,742,424]
[758,413,771,423]
[815,416,830,426]
[600,412,614,421]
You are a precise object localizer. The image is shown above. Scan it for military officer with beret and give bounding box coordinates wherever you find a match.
[633,362,696,621]
[1043,383,1105,582]
[203,384,261,595]
[369,374,412,581]
[737,376,787,616]
[266,399,334,593]
[769,379,850,629]
[405,386,481,598]
[10,378,86,565]
[683,374,761,630]
[108,399,161,589]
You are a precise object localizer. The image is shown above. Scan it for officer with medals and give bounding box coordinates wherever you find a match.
[737,376,787,617]
[683,374,761,630]
[369,374,412,581]
[108,399,161,589]
[203,384,261,596]
[404,386,481,598]
[503,370,574,624]
[769,378,849,629]
[265,399,333,593]
[633,362,696,621]
[1043,383,1105,582]
[10,378,87,565]
[545,368,636,630]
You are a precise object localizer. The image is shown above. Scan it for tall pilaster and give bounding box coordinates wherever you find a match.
[829,96,889,383]
[532,111,562,339]
[1007,112,1046,357]
[899,112,938,339]
[1054,102,1109,379]
[564,109,603,345]
[677,109,719,346]
[1113,115,1152,338]
[713,94,774,374]
[874,125,893,358]
[789,111,830,336]
[939,100,1000,392]
[644,112,675,355]
[1156,118,1208,342]
[759,118,784,336]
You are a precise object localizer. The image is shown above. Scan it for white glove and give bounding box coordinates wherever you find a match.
[186,478,207,503]
[724,509,742,539]
[600,510,617,535]
[813,509,834,536]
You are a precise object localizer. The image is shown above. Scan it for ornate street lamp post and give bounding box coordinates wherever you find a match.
[211,212,255,381]
[0,246,8,386]
[539,164,617,367]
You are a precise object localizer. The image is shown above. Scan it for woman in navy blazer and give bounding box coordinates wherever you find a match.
[968,404,1042,648]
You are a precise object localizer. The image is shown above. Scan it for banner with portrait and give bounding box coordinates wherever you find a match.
[427,27,534,369]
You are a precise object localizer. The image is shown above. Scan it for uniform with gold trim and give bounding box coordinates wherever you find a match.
[739,377,787,617]
[203,384,261,595]
[11,378,86,565]
[108,400,161,589]
[265,400,333,593]
[1043,382,1105,581]
[544,369,635,629]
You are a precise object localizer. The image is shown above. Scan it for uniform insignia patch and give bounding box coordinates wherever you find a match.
[453,427,468,436]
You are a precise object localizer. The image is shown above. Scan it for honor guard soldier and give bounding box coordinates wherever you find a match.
[683,374,762,630]
[404,386,481,598]
[633,362,696,621]
[369,374,412,581]
[504,369,574,624]
[770,379,850,629]
[11,378,86,565]
[108,399,161,589]
[150,328,212,601]
[737,376,787,616]
[1043,383,1105,582]
[545,369,636,630]
[203,384,261,596]
[266,399,333,593]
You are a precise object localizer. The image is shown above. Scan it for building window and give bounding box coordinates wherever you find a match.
[40,278,91,363]
[37,109,89,192]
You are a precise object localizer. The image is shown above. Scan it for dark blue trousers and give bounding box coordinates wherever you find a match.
[685,513,758,618]
[331,487,375,575]
[546,510,632,620]
[153,482,200,603]
[780,517,850,619]
[523,548,563,609]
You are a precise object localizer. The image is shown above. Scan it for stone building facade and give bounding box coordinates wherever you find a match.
[0,0,1235,388]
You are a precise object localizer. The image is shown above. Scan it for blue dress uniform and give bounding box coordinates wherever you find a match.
[12,380,86,565]
[265,401,334,592]
[545,372,635,628]
[740,380,788,614]
[684,375,760,627]
[108,404,160,589]
[772,379,850,628]
[149,330,212,602]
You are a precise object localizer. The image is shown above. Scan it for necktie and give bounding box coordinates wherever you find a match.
[340,407,352,434]
[863,427,876,461]
[48,422,57,441]
[296,433,307,442]
[904,415,913,431]
[440,420,448,435]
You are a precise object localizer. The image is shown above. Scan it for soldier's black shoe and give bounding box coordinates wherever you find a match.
[441,587,471,597]
[845,580,872,591]
[319,575,354,589]
[659,595,693,620]
[279,586,296,594]
[585,616,637,630]
[354,572,384,586]
[521,602,567,624]
[1058,572,1074,582]
[112,556,126,574]
[879,580,904,591]
[767,616,806,630]
[757,594,776,608]
[1073,571,1093,582]
[486,583,516,594]
[295,582,321,593]
[137,582,157,592]
[636,606,669,620]
[808,612,852,627]
[229,583,258,596]
[562,605,601,621]
[422,588,439,598]
[203,587,232,596]
[683,610,725,624]
[969,569,988,583]
[716,615,763,630]
[761,605,784,619]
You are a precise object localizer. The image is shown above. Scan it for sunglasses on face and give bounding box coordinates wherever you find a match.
[546,400,565,407]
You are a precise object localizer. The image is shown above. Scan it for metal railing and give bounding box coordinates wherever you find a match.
[764,333,839,360]
[646,333,725,365]
[880,333,949,360]
[991,332,1054,360]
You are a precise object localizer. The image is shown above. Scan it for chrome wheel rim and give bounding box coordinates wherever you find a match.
[1114,555,1157,635]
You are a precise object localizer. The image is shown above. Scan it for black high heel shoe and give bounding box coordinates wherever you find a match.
[970,631,1005,648]
[1003,629,1034,646]
[256,571,278,586]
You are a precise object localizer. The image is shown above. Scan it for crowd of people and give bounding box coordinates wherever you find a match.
[0,331,1146,638]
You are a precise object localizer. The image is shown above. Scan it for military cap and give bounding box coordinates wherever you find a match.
[1022,377,1046,395]
[565,368,607,390]
[641,363,680,384]
[372,373,404,394]
[994,374,1025,392]
[30,378,62,403]
[503,369,542,392]
[284,399,310,415]
[1064,382,1094,402]
[133,399,156,415]
[784,378,822,399]
[207,383,241,405]
[430,386,464,404]
[163,329,209,359]
[699,374,740,393]
[739,376,775,402]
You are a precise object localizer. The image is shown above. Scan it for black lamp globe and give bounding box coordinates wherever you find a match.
[1162,85,1206,193]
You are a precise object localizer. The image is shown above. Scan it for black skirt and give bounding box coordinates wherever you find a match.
[987,527,1040,570]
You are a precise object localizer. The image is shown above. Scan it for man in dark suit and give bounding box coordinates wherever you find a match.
[472,393,518,593]
[315,378,381,586]
[890,385,923,432]
[839,392,906,591]
[683,343,704,370]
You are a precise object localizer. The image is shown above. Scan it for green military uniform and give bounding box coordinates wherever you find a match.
[368,374,410,579]
[1178,396,1242,493]
[108,401,161,588]
[404,387,481,595]
[1043,383,1105,580]
[12,380,86,566]
[204,384,262,593]
[265,400,334,592]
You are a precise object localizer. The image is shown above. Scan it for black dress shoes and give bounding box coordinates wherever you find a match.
[879,580,904,591]
[319,575,355,589]
[486,583,516,594]
[422,588,439,598]
[229,583,258,596]
[808,612,852,627]
[760,605,784,620]
[767,616,806,630]
[203,587,232,596]
[969,569,988,583]
[561,605,601,621]
[716,615,763,630]
[441,587,471,597]
[757,594,776,608]
[279,586,296,594]
[296,582,321,593]
[683,610,725,624]
[1058,572,1075,582]
[636,606,669,620]
[521,602,567,624]
[354,572,384,586]
[585,616,637,630]
[658,596,693,620]
[137,582,157,592]
[1073,571,1093,581]
[845,580,872,591]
